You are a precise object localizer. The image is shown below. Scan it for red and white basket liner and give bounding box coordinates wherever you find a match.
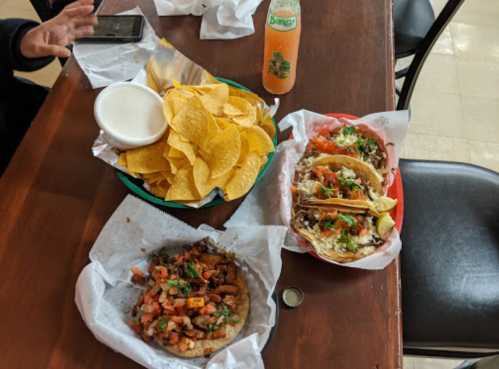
[225,110,410,270]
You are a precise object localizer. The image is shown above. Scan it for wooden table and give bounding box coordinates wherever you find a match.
[0,0,400,368]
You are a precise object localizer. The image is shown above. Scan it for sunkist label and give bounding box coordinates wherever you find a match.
[268,14,297,31]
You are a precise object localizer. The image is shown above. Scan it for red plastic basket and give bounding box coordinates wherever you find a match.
[296,113,404,262]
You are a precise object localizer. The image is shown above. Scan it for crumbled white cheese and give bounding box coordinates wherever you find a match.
[334,131,358,147]
[339,167,357,179]
[297,179,320,194]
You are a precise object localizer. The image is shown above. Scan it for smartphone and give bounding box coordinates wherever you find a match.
[80,15,145,43]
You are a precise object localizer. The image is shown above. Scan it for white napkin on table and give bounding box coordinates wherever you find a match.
[73,7,158,89]
[153,0,264,39]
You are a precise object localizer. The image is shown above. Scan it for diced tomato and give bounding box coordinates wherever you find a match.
[143,301,161,316]
[211,329,226,339]
[310,136,347,155]
[128,320,142,334]
[140,313,154,325]
[316,126,333,137]
[162,301,176,314]
[355,215,365,222]
[321,229,335,237]
[350,189,366,200]
[168,332,179,345]
[359,228,369,236]
[151,302,161,315]
[153,266,168,280]
[336,219,350,229]
[144,293,155,305]
[323,171,337,187]
[312,166,327,178]
[199,303,217,315]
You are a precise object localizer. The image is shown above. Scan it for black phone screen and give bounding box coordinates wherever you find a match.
[81,15,144,43]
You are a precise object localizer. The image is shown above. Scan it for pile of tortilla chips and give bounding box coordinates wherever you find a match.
[118,80,276,203]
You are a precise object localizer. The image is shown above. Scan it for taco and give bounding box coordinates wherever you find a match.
[129,238,250,358]
[291,204,395,263]
[306,124,389,178]
[293,154,397,212]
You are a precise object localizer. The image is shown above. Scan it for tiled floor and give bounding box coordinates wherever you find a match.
[1,1,498,369]
[401,0,499,174]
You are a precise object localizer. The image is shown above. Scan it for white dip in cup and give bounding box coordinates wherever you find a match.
[94,82,167,150]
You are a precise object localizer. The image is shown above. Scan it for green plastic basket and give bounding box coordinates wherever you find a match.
[116,77,278,209]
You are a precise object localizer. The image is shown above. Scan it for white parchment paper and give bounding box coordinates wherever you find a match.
[73,7,158,89]
[225,110,410,270]
[75,195,287,369]
[153,0,263,40]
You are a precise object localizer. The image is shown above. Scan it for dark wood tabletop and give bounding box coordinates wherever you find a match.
[0,0,399,368]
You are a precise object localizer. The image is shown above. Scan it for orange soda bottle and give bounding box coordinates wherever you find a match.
[262,0,301,95]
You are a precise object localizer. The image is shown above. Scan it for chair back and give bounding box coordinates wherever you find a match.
[397,0,465,110]
[400,160,499,357]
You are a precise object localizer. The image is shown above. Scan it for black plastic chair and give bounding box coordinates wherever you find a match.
[400,159,499,360]
[394,0,465,110]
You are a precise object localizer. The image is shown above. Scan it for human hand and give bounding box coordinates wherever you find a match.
[20,0,97,59]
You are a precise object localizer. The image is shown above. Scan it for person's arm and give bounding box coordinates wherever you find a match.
[0,19,53,72]
[0,0,96,73]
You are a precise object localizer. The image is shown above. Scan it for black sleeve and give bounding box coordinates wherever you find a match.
[0,19,54,72]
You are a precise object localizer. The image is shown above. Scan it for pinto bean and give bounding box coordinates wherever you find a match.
[208,293,222,303]
[226,263,237,283]
[213,285,239,295]
[200,254,223,266]
[211,328,226,339]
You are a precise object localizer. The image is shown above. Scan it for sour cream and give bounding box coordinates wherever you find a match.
[94,82,167,149]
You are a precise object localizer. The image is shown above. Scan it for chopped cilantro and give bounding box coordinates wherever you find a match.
[357,137,378,158]
[185,262,199,278]
[167,279,191,296]
[158,317,168,332]
[320,186,334,197]
[356,137,367,152]
[367,138,378,149]
[338,230,358,252]
[215,304,231,319]
[179,282,192,296]
[207,324,219,332]
[323,220,335,229]
[342,126,356,135]
[167,279,179,287]
[338,214,356,227]
[338,176,362,190]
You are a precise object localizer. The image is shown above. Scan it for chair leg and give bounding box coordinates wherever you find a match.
[395,67,409,80]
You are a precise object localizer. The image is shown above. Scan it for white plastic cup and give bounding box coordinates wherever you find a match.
[94,82,167,150]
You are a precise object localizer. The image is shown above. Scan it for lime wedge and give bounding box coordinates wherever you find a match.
[374,196,398,213]
[376,213,396,239]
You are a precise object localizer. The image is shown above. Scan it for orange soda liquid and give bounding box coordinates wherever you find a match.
[262,0,301,95]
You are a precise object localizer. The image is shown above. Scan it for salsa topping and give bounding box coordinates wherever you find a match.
[128,238,248,356]
[306,125,387,172]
